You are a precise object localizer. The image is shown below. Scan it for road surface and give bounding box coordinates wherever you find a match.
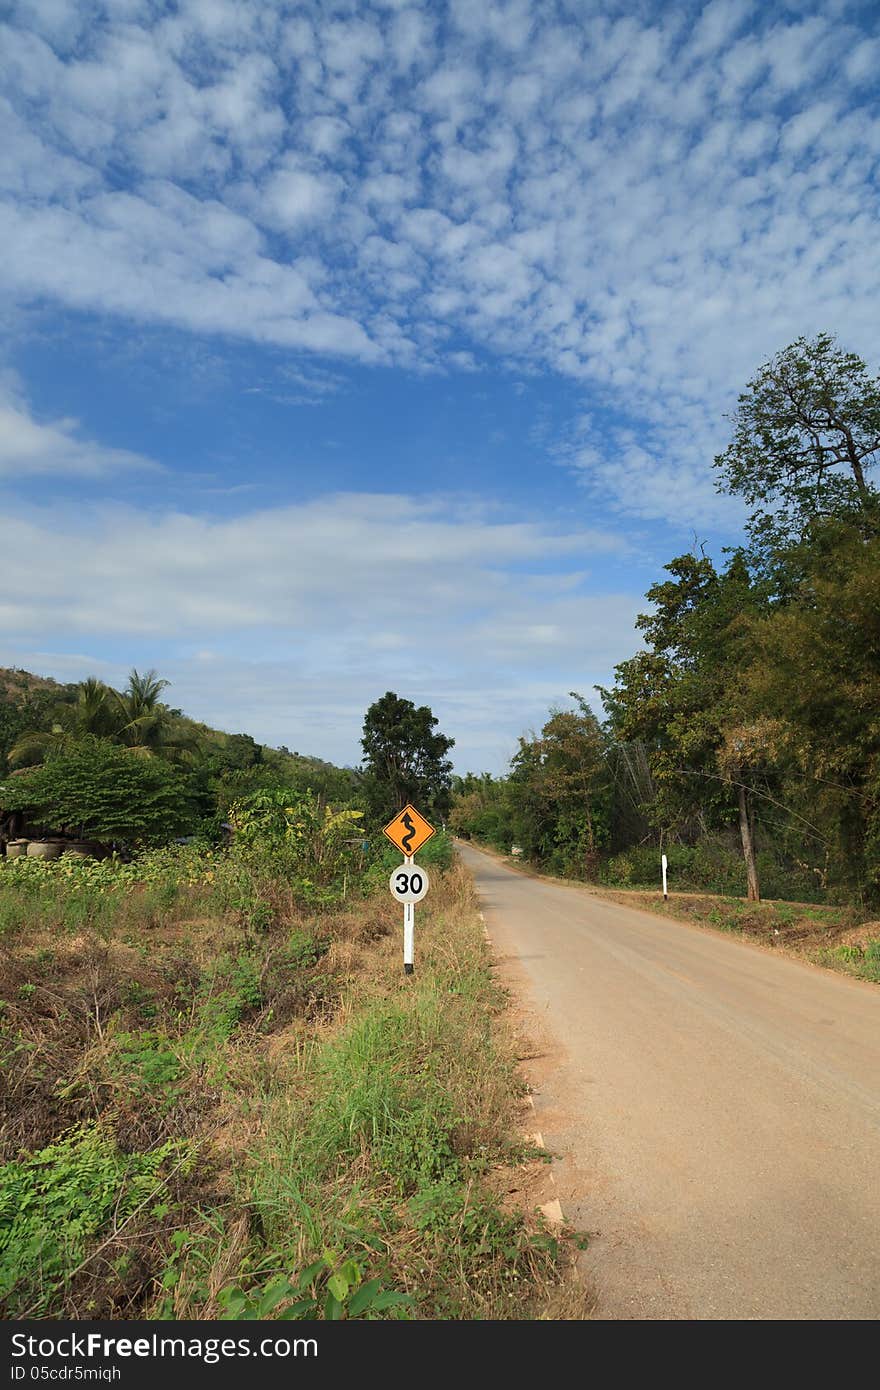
[457,841,880,1320]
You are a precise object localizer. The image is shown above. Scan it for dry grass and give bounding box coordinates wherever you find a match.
[0,845,576,1320]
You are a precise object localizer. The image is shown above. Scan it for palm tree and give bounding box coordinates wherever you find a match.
[8,670,196,768]
[113,669,196,764]
[8,678,119,767]
[112,669,170,750]
[71,678,120,739]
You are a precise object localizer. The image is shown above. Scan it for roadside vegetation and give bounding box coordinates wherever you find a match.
[0,829,573,1319]
[0,667,361,840]
[452,333,880,985]
[0,686,574,1320]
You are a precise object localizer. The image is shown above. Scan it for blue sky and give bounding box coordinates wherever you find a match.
[1,0,878,772]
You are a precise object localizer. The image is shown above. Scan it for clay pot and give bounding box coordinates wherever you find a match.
[27,841,63,860]
[64,842,98,860]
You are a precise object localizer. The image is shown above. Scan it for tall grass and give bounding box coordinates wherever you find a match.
[0,846,569,1320]
[169,865,562,1320]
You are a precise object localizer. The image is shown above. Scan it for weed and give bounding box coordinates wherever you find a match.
[0,1124,191,1317]
[194,955,263,1044]
[0,840,566,1320]
[216,1251,412,1321]
[110,1032,183,1096]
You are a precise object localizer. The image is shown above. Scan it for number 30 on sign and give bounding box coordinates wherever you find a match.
[389,866,430,903]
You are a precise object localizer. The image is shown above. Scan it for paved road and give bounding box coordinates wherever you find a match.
[458,841,880,1320]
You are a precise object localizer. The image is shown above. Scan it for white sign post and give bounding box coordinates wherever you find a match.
[661,852,668,901]
[389,857,430,974]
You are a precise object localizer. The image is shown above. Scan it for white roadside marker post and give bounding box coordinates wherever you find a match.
[662,852,668,901]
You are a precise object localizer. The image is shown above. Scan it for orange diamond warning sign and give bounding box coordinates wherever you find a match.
[383,804,436,857]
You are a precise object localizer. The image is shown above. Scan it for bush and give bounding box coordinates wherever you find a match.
[599,835,827,901]
[226,789,366,904]
[600,841,746,894]
[600,843,668,888]
[4,739,194,847]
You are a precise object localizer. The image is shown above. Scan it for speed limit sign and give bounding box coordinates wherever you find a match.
[389,865,430,903]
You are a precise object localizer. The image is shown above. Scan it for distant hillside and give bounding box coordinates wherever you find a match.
[0,668,359,804]
[0,668,69,699]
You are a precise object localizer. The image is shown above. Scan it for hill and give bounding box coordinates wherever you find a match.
[0,666,360,816]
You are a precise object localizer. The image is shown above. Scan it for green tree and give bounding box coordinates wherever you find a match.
[600,551,768,898]
[715,333,880,552]
[3,738,193,846]
[508,696,609,874]
[8,670,195,768]
[0,683,68,773]
[728,515,880,900]
[449,774,514,850]
[8,678,117,768]
[112,669,195,762]
[360,692,454,825]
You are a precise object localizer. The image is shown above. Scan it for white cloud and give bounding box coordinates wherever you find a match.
[0,378,159,479]
[687,0,751,61]
[846,37,880,84]
[0,492,637,770]
[0,1,878,526]
[0,492,626,635]
[261,166,341,229]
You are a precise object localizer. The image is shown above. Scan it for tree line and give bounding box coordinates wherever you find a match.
[452,333,880,907]
[0,672,455,852]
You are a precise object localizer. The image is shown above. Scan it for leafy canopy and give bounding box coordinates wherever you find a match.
[508,695,610,869]
[360,692,454,824]
[714,333,880,550]
[7,668,195,769]
[3,738,193,845]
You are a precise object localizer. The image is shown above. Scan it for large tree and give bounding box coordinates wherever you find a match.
[728,515,880,899]
[113,669,196,762]
[508,696,609,874]
[715,333,880,552]
[3,738,193,846]
[600,551,769,898]
[360,692,454,825]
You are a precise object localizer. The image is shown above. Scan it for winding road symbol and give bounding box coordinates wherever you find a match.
[382,804,437,856]
[400,810,417,853]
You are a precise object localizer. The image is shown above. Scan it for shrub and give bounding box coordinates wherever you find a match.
[4,739,194,847]
[599,836,826,901]
[226,789,366,903]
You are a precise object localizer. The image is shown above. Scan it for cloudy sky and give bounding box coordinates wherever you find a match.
[2,0,878,771]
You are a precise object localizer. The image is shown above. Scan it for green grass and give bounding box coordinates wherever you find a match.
[0,843,570,1320]
[211,889,561,1321]
[0,1124,192,1317]
[819,939,880,983]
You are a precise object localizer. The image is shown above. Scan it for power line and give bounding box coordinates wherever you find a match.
[671,768,829,843]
